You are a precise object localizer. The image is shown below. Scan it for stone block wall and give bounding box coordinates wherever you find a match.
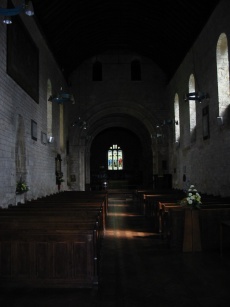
[0,7,69,207]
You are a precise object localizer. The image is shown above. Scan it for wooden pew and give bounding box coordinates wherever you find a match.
[199,206,230,251]
[138,190,185,219]
[0,192,106,289]
[0,226,99,289]
[12,201,106,232]
[27,193,108,220]
[165,204,230,251]
[42,191,109,215]
[158,202,179,238]
[144,194,183,232]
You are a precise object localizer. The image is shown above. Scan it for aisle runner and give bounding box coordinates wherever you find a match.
[96,195,161,307]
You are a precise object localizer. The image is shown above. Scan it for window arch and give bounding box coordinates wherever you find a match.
[108,145,123,170]
[47,79,53,138]
[216,33,230,116]
[131,59,141,81]
[174,93,180,142]
[189,74,196,136]
[92,61,102,81]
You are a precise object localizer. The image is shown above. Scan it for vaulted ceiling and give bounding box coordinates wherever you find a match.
[32,0,220,81]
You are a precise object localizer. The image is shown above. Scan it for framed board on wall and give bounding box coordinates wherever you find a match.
[7,14,39,103]
[31,120,37,141]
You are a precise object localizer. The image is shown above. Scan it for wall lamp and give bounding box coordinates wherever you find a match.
[184,92,209,103]
[48,87,75,104]
[48,136,54,144]
[0,1,34,24]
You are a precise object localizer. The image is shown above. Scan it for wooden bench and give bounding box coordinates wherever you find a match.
[13,200,106,232]
[41,191,109,215]
[158,202,179,238]
[199,206,230,251]
[165,204,230,251]
[0,193,106,289]
[0,226,99,289]
[141,191,185,219]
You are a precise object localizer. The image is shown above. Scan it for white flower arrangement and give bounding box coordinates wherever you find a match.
[180,185,202,209]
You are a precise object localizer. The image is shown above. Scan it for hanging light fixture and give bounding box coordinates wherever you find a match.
[24,1,34,16]
[0,1,34,24]
[184,92,209,103]
[48,87,75,104]
[3,15,12,24]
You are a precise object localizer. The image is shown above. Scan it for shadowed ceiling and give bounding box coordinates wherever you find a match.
[32,0,220,81]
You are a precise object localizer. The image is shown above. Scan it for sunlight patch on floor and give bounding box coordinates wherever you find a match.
[105,229,155,238]
[108,212,141,217]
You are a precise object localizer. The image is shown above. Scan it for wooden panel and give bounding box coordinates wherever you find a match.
[0,242,12,276]
[35,242,49,278]
[53,242,69,278]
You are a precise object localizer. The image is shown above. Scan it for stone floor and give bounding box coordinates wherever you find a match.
[1,191,230,306]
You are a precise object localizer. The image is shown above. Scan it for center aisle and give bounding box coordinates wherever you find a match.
[95,192,168,307]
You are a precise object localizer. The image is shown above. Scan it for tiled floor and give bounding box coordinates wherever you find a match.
[1,191,230,306]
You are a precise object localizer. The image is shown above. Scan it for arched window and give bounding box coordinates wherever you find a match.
[92,61,102,81]
[189,74,196,131]
[131,59,141,81]
[174,93,180,143]
[108,145,123,170]
[47,79,53,138]
[216,33,230,116]
[189,74,196,141]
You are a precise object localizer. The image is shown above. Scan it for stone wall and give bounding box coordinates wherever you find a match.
[167,0,230,197]
[0,3,69,207]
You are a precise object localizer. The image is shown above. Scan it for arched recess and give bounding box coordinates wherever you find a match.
[15,114,27,182]
[47,79,53,138]
[216,33,229,117]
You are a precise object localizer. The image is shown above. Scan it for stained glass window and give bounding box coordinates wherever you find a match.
[108,144,123,170]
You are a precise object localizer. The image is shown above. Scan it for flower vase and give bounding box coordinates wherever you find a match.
[183,208,202,252]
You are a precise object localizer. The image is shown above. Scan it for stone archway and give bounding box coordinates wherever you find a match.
[68,112,156,190]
